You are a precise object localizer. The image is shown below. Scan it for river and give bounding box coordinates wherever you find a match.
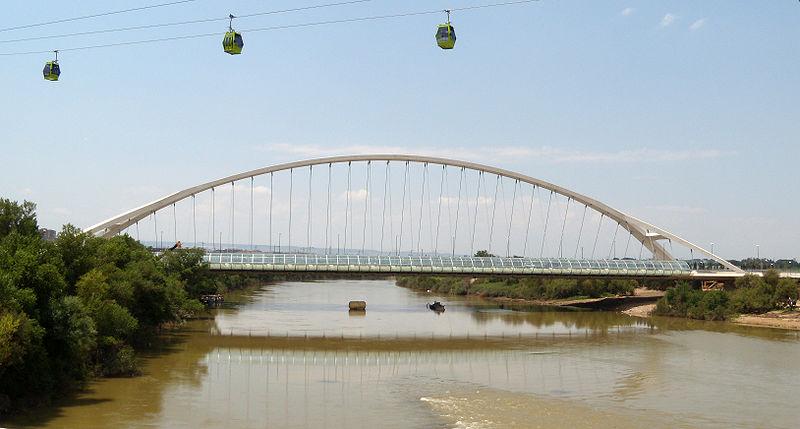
[6,279,800,428]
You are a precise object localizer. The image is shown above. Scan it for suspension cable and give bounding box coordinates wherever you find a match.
[387,162,394,254]
[398,161,408,254]
[591,213,604,259]
[558,197,570,258]
[191,195,196,248]
[325,164,331,252]
[344,161,352,253]
[522,184,535,257]
[444,167,454,253]
[288,169,293,252]
[608,222,620,259]
[505,179,518,257]
[380,161,389,254]
[250,177,254,250]
[461,167,471,255]
[407,162,415,254]
[453,167,464,256]
[308,166,313,252]
[268,174,273,252]
[211,187,215,250]
[417,163,427,254]
[488,174,500,255]
[470,171,482,255]
[434,165,445,255]
[574,204,588,258]
[153,211,158,249]
[368,161,374,253]
[426,163,435,253]
[623,221,631,258]
[230,181,235,250]
[361,161,370,254]
[639,237,645,260]
[539,190,553,257]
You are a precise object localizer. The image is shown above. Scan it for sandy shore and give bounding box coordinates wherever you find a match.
[733,312,800,331]
[621,304,800,331]
[621,303,656,318]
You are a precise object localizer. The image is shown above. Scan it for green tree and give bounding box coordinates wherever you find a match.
[773,279,799,310]
[0,198,38,238]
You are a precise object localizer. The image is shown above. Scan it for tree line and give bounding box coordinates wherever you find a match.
[0,198,247,415]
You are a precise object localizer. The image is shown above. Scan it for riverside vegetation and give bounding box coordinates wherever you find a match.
[396,276,640,301]
[0,198,260,415]
[397,256,799,323]
[653,272,799,321]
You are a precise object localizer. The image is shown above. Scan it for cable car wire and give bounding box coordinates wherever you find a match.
[0,0,201,33]
[0,0,374,45]
[0,0,538,56]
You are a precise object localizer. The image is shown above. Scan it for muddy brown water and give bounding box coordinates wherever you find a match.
[6,279,800,428]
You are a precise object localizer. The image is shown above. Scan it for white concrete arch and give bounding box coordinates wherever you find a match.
[86,154,743,273]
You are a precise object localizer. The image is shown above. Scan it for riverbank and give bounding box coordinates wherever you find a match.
[397,276,664,311]
[733,311,800,330]
[621,303,800,331]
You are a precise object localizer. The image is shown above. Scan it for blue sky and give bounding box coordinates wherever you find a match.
[1,0,798,260]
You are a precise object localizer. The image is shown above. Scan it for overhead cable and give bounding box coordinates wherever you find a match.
[0,0,201,33]
[0,0,539,56]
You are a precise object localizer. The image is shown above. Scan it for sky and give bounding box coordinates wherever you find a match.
[1,0,798,260]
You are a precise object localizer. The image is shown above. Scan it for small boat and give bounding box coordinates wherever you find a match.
[427,301,445,312]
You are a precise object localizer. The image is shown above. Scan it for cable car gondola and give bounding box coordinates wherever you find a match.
[223,14,244,55]
[436,10,456,50]
[43,51,60,81]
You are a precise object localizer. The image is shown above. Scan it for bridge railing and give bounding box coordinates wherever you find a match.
[202,253,691,277]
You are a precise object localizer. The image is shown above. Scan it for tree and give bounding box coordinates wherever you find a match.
[773,279,799,310]
[0,199,38,239]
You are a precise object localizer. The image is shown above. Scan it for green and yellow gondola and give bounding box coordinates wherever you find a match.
[436,10,456,50]
[223,14,244,55]
[43,51,61,81]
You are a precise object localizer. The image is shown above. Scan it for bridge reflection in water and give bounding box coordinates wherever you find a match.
[204,253,691,277]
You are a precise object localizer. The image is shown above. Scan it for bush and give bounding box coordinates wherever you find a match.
[654,274,800,321]
[654,282,733,321]
[397,276,637,301]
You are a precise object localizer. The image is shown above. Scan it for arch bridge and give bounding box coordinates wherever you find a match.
[86,155,744,277]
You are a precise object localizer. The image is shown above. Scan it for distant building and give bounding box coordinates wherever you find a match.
[39,228,57,241]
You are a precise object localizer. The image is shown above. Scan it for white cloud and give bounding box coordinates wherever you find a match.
[621,8,634,17]
[252,185,271,196]
[340,189,368,202]
[260,143,733,165]
[690,18,706,30]
[660,13,677,27]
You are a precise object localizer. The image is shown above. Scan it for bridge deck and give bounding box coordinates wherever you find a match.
[204,253,691,277]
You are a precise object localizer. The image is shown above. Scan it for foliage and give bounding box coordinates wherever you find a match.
[0,198,218,414]
[654,272,800,321]
[396,276,636,301]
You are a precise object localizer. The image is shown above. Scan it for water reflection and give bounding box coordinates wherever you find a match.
[7,279,800,429]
